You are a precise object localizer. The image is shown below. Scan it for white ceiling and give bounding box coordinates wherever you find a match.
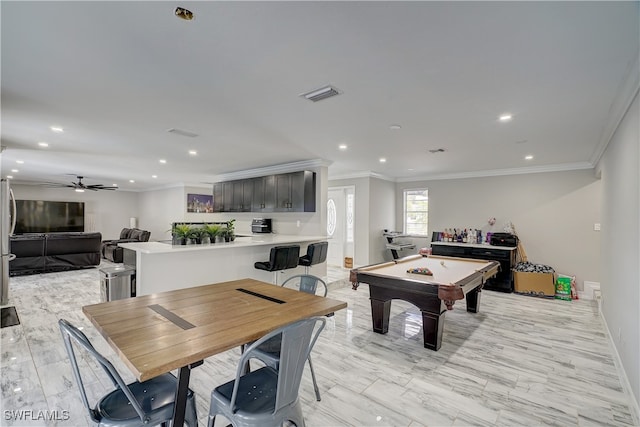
[1,1,638,191]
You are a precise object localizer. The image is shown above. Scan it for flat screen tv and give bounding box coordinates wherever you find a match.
[14,200,85,234]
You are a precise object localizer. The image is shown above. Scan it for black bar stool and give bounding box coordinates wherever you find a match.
[254,245,301,284]
[298,241,328,274]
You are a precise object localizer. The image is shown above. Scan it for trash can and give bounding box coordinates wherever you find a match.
[100,266,136,302]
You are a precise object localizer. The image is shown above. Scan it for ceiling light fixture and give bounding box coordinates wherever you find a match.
[188,150,197,156]
[50,126,64,132]
[159,159,167,164]
[6,176,13,179]
[75,189,85,193]
[389,124,402,130]
[38,142,49,147]
[11,169,18,173]
[175,7,194,21]
[338,144,347,150]
[129,180,135,183]
[300,85,342,102]
[379,158,387,163]
[112,184,118,187]
[16,160,24,164]
[525,155,534,160]
[498,114,513,122]
[152,175,158,179]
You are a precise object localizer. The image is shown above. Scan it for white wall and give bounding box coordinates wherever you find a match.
[10,184,138,240]
[138,186,185,241]
[598,92,639,410]
[369,177,396,262]
[396,169,602,290]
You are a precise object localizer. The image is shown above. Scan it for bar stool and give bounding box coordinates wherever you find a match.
[298,241,328,274]
[254,245,301,284]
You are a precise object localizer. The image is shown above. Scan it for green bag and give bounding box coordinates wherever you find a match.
[555,277,572,301]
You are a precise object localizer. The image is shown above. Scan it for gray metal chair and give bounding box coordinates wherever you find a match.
[207,317,326,427]
[58,319,198,427]
[251,275,328,402]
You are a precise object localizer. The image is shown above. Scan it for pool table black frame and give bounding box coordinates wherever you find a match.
[350,255,499,351]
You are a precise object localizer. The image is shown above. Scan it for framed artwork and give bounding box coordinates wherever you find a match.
[187,193,213,213]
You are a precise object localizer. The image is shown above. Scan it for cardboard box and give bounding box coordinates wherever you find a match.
[513,271,556,297]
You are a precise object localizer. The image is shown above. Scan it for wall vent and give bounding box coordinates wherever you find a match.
[300,85,342,102]
[167,128,199,138]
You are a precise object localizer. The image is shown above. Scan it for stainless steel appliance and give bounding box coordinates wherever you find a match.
[1,178,17,305]
[251,218,272,234]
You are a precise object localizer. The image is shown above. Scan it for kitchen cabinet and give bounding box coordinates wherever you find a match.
[252,176,275,212]
[275,171,315,212]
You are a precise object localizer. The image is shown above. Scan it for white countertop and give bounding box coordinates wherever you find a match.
[120,234,327,254]
[430,241,517,251]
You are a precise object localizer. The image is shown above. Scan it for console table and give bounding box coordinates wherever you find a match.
[430,242,517,292]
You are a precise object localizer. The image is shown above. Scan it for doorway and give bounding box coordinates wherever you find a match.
[327,186,355,268]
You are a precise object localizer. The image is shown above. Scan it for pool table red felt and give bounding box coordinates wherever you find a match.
[350,254,499,350]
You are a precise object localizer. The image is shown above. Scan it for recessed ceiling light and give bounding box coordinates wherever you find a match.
[6,175,13,179]
[389,124,402,130]
[338,144,348,150]
[38,142,49,147]
[159,159,167,164]
[498,114,513,122]
[525,155,534,160]
[50,126,64,132]
[129,180,135,183]
[379,158,387,163]
[152,175,158,179]
[15,160,24,164]
[408,168,414,171]
[11,169,18,173]
[188,150,197,156]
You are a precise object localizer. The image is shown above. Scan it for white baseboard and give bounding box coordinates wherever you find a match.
[581,280,600,300]
[598,305,640,425]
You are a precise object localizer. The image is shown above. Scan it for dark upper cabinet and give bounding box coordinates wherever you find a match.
[252,176,275,212]
[213,171,315,213]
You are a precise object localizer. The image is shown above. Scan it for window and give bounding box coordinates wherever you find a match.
[403,189,428,236]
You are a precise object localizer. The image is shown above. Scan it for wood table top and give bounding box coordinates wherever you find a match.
[83,278,348,381]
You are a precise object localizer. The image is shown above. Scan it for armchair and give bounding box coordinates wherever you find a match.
[102,228,150,263]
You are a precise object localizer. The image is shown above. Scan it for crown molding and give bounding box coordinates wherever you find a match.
[213,159,331,182]
[395,162,594,183]
[590,53,640,166]
[328,171,396,182]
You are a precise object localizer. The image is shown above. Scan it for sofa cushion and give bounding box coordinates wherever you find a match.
[129,229,150,242]
[119,228,133,239]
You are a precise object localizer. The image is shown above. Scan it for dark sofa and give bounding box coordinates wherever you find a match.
[101,228,150,263]
[9,232,102,276]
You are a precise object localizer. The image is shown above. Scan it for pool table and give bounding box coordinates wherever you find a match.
[350,254,499,350]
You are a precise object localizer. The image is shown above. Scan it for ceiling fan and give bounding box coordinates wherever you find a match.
[44,176,117,191]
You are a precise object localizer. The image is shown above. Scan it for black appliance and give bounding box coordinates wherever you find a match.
[251,218,272,234]
[490,233,518,247]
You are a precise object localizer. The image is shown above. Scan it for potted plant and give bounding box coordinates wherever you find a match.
[171,224,192,245]
[186,227,201,245]
[202,223,221,244]
[225,219,236,242]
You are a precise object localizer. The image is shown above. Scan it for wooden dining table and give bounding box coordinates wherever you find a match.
[83,277,348,426]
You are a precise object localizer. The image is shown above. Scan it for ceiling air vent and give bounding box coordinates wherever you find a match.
[428,148,446,154]
[167,128,199,138]
[300,85,342,102]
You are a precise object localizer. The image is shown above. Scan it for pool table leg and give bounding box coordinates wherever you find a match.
[422,311,445,351]
[466,287,482,313]
[370,298,391,334]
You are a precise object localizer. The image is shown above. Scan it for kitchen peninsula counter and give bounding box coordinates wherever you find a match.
[120,234,327,295]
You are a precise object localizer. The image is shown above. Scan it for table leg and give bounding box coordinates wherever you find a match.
[370,298,391,334]
[466,287,481,313]
[172,361,203,426]
[422,310,445,351]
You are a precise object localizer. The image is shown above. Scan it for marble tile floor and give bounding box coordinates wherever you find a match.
[1,262,637,427]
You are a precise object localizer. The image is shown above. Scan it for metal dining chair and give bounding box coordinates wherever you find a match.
[208,317,326,427]
[58,319,198,427]
[250,274,328,401]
